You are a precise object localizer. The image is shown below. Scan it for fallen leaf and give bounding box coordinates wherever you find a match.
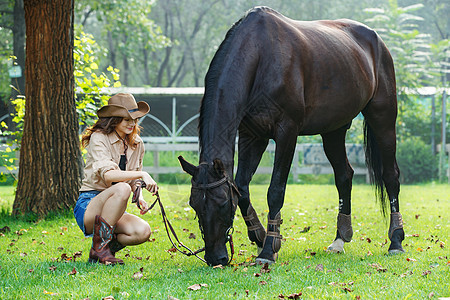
[421,270,431,276]
[68,267,77,275]
[343,287,353,293]
[213,264,223,269]
[43,290,59,296]
[188,233,196,239]
[368,263,386,272]
[315,264,324,272]
[259,280,267,285]
[102,296,115,300]
[428,292,434,298]
[406,258,417,262]
[300,226,311,233]
[0,226,11,233]
[167,247,177,253]
[187,284,204,291]
[366,238,372,243]
[28,269,34,273]
[49,265,57,272]
[254,273,261,277]
[261,263,271,273]
[132,272,143,280]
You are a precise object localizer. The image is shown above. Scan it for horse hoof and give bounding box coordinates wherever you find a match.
[388,248,405,255]
[256,253,278,265]
[327,238,345,253]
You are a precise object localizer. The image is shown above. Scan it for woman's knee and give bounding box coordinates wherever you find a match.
[112,182,132,200]
[138,223,151,242]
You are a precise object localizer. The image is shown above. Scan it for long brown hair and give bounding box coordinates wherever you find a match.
[81,117,142,149]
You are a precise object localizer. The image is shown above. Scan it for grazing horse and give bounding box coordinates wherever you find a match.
[179,6,405,266]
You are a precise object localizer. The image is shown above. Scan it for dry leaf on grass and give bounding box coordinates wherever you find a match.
[187,283,208,291]
[68,267,77,275]
[133,272,143,280]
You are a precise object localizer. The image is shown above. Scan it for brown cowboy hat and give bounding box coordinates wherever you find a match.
[97,93,150,119]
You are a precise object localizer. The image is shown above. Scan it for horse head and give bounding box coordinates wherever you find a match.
[178,156,239,266]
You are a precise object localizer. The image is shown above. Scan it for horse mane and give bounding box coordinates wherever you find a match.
[198,7,280,155]
[198,16,245,148]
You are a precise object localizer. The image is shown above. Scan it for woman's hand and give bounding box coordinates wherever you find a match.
[141,172,158,195]
[138,198,149,215]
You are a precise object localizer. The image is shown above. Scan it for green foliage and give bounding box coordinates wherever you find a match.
[0,184,448,299]
[397,137,438,184]
[0,27,122,184]
[76,0,171,86]
[364,1,446,147]
[74,26,122,127]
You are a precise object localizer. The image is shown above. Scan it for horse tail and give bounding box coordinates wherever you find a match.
[363,119,388,216]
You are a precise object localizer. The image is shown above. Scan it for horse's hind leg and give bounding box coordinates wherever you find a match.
[321,125,354,253]
[363,89,405,254]
[235,131,269,252]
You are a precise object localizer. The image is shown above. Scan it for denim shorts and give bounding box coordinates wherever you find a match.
[74,191,100,237]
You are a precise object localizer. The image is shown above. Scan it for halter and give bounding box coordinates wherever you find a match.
[133,175,238,265]
[191,175,239,265]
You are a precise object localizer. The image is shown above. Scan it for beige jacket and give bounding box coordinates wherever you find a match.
[79,131,144,192]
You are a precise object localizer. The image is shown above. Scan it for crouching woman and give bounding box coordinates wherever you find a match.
[74,93,158,265]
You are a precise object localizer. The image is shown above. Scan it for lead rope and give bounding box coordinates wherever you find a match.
[133,180,206,263]
[133,179,235,266]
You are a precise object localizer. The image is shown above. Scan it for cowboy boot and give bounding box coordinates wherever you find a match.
[109,234,126,256]
[88,215,124,265]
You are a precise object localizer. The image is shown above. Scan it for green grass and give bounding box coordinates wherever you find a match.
[0,184,449,299]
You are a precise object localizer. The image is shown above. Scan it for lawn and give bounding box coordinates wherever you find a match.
[0,184,449,299]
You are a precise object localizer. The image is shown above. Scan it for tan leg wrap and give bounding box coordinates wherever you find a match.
[389,212,403,240]
[337,213,353,243]
[266,211,282,253]
[243,205,266,244]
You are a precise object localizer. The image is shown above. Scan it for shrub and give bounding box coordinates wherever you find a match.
[396,137,438,183]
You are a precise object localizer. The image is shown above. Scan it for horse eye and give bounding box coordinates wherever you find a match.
[189,189,205,209]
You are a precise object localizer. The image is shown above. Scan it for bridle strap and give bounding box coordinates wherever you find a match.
[191,176,228,190]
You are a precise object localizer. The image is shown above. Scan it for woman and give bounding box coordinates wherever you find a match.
[74,93,158,265]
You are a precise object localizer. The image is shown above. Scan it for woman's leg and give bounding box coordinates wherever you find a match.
[114,213,151,246]
[84,182,131,235]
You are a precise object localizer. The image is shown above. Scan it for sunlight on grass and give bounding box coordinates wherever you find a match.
[0,184,448,299]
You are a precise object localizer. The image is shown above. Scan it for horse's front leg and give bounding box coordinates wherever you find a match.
[235,133,269,253]
[321,128,354,253]
[256,131,297,265]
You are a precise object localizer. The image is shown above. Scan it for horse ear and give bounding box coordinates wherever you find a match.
[213,158,226,176]
[178,156,198,176]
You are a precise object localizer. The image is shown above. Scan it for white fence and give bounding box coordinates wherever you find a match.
[141,142,370,183]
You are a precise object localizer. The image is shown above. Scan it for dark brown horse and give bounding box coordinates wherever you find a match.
[179,6,405,266]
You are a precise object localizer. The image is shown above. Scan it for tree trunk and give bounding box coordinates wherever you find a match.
[13,0,82,218]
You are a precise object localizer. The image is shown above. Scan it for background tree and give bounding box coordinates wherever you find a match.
[0,0,25,132]
[13,0,82,218]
